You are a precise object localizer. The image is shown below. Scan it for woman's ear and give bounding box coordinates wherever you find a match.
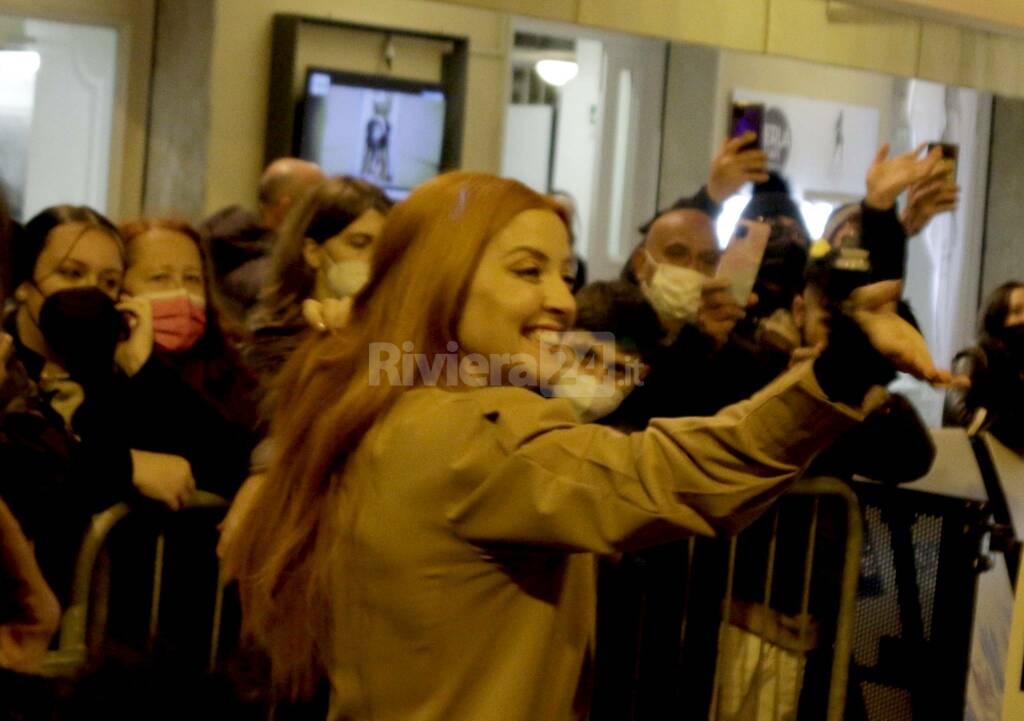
[632,248,649,283]
[302,238,323,271]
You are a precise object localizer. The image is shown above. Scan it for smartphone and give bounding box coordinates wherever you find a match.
[729,102,764,151]
[716,219,771,305]
[927,142,959,180]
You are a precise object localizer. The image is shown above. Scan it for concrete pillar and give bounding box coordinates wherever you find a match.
[141,0,213,221]
[980,96,1024,305]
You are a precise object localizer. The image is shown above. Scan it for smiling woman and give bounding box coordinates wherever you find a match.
[457,208,577,385]
[226,171,948,721]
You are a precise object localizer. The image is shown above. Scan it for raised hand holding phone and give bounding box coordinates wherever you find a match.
[866,143,942,210]
[926,142,958,181]
[708,132,770,204]
[729,102,765,150]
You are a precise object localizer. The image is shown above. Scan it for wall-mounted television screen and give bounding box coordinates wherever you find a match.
[297,68,447,198]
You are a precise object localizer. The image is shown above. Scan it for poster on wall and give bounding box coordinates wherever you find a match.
[732,88,880,198]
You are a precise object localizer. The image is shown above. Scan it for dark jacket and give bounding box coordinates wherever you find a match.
[603,323,787,429]
[155,338,262,434]
[945,342,1024,450]
[0,354,133,602]
[199,206,276,325]
[860,203,908,282]
[0,317,254,598]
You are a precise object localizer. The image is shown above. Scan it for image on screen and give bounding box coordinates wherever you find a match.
[299,70,447,197]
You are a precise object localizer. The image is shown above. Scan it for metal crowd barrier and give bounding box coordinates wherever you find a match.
[41,491,231,678]
[592,476,863,721]
[708,477,863,721]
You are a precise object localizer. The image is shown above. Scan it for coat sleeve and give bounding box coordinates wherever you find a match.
[447,362,863,554]
[943,349,981,428]
[860,202,908,282]
[118,359,255,497]
[814,393,935,483]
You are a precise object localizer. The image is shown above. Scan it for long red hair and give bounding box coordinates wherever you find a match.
[228,172,566,697]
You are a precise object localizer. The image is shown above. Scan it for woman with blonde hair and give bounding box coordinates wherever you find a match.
[226,172,951,721]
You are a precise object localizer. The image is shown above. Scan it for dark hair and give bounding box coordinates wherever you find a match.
[13,205,123,290]
[574,280,663,357]
[980,282,1024,342]
[739,172,811,243]
[754,227,809,309]
[252,177,393,329]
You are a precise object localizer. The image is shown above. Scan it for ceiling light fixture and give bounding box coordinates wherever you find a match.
[0,49,41,78]
[535,59,578,87]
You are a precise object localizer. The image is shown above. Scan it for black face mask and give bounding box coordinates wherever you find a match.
[38,287,127,386]
[998,323,1024,356]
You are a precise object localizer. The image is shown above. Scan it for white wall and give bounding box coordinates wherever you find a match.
[550,37,602,259]
[501,104,553,192]
[897,80,991,424]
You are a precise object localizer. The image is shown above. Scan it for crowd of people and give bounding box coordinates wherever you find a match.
[0,114,1018,720]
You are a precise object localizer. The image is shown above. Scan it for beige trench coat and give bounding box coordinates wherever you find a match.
[325,363,863,721]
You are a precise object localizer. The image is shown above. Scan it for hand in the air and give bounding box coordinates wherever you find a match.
[707,132,770,204]
[865,143,942,211]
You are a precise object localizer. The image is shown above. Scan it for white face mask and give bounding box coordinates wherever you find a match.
[549,369,629,423]
[325,258,371,299]
[640,250,705,328]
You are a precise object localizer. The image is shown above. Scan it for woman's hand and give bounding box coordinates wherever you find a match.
[866,143,942,211]
[130,449,196,510]
[115,295,155,376]
[844,281,961,387]
[302,297,353,333]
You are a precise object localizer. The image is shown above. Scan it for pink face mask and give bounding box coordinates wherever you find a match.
[143,289,207,353]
